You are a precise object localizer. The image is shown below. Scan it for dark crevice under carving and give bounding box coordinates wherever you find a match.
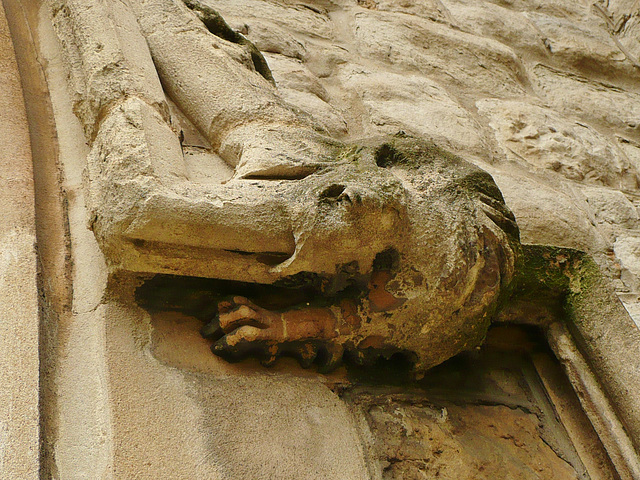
[182,0,275,84]
[135,250,408,372]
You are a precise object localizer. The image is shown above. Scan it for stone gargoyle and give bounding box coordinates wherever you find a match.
[195,134,520,372]
[51,0,637,382]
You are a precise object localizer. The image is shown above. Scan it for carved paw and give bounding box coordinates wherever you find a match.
[202,296,281,362]
[202,296,344,371]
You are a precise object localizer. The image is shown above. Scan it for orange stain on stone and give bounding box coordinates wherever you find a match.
[368,271,406,312]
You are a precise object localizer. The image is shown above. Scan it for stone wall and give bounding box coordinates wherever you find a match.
[1,0,640,478]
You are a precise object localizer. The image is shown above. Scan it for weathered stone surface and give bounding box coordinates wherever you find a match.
[340,66,486,154]
[593,0,640,68]
[196,137,519,372]
[19,0,640,476]
[49,0,524,374]
[352,0,453,23]
[614,235,640,294]
[581,185,639,229]
[265,53,348,136]
[622,298,640,327]
[619,16,640,61]
[533,65,640,140]
[352,9,528,97]
[173,0,640,320]
[200,0,335,39]
[617,136,640,178]
[443,0,548,58]
[280,88,349,136]
[478,99,640,189]
[546,320,640,478]
[265,53,331,102]
[524,12,630,78]
[362,402,580,479]
[344,326,624,479]
[484,0,593,21]
[128,0,338,180]
[489,170,608,253]
[546,249,640,459]
[192,375,371,480]
[231,20,307,60]
[50,0,169,139]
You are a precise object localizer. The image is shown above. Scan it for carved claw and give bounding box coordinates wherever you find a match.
[219,296,272,332]
[220,324,268,346]
[201,296,257,341]
[207,296,343,370]
[211,336,245,362]
[210,296,284,363]
[201,316,222,339]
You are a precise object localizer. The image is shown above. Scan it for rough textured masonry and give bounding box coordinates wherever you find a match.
[1,0,640,478]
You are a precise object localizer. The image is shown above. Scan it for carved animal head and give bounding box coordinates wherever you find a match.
[264,135,521,370]
[276,135,519,287]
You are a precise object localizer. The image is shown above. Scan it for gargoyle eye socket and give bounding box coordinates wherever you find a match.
[375,144,406,168]
[319,184,346,200]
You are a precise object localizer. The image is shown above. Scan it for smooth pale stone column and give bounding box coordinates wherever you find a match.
[0,1,40,477]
